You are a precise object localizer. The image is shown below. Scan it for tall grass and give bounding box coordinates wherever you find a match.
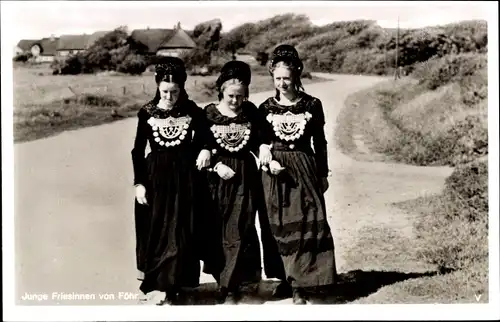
[335,51,489,301]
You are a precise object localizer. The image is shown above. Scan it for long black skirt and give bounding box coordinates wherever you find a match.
[261,150,338,288]
[136,149,200,294]
[201,154,262,291]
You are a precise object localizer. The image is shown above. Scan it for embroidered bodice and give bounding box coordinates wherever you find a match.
[258,93,330,177]
[131,99,210,185]
[148,115,192,147]
[137,101,200,150]
[203,101,261,157]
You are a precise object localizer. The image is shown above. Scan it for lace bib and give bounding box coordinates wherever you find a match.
[147,116,192,147]
[210,122,251,152]
[266,111,312,141]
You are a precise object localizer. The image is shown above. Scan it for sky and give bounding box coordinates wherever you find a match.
[0,1,495,49]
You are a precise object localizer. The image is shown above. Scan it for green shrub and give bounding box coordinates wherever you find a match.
[412,53,487,90]
[13,52,33,63]
[414,158,488,271]
[117,54,147,75]
[65,94,120,107]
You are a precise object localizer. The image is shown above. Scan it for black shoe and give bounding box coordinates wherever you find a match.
[157,294,175,306]
[272,280,293,299]
[292,288,307,305]
[175,290,189,305]
[223,292,238,305]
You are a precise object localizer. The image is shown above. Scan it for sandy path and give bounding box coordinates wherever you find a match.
[13,74,453,306]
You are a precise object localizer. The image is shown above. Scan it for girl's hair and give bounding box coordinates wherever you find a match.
[152,59,189,106]
[152,75,188,106]
[270,61,304,101]
[218,78,249,101]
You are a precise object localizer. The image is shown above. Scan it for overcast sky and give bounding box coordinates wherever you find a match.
[1,1,494,47]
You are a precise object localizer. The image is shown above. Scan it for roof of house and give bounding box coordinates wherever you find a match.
[85,31,110,48]
[159,28,197,49]
[17,27,196,55]
[16,39,39,51]
[38,37,60,56]
[57,31,110,51]
[57,34,88,50]
[130,28,196,53]
[130,28,175,53]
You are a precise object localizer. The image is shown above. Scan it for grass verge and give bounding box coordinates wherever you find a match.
[333,53,488,303]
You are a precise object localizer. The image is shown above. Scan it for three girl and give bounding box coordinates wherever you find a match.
[131,46,338,305]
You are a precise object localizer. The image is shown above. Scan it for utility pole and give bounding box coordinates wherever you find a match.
[384,40,388,75]
[395,15,400,80]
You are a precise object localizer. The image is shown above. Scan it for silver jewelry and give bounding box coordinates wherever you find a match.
[210,122,251,152]
[147,116,192,147]
[266,111,312,141]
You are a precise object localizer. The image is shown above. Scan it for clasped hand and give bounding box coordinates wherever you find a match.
[215,163,235,180]
[196,149,211,170]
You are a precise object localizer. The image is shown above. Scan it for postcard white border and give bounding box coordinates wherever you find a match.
[2,1,499,321]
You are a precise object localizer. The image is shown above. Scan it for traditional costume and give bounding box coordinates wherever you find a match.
[259,45,338,303]
[131,58,209,302]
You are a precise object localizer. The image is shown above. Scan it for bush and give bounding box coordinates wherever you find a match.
[117,54,147,75]
[256,52,269,66]
[54,54,86,75]
[414,158,488,271]
[412,53,487,90]
[13,52,33,63]
[64,94,120,107]
[180,47,212,70]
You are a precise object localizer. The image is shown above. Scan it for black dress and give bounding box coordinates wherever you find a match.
[131,98,209,294]
[200,101,264,291]
[258,93,338,289]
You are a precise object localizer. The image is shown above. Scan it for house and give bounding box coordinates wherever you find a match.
[130,23,196,57]
[15,39,39,56]
[15,36,59,62]
[36,36,59,62]
[14,22,197,63]
[56,31,110,57]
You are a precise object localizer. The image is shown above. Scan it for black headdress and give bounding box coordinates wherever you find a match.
[215,60,252,92]
[269,44,303,75]
[155,57,187,85]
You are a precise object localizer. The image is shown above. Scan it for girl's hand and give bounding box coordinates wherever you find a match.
[215,163,235,180]
[196,149,211,170]
[135,184,148,205]
[320,177,329,193]
[269,160,285,175]
[259,144,273,166]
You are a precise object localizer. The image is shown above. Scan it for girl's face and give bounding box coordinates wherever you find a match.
[221,82,246,111]
[273,65,295,95]
[158,81,180,108]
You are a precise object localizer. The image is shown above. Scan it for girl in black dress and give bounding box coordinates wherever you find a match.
[131,57,211,305]
[199,61,264,304]
[258,45,338,304]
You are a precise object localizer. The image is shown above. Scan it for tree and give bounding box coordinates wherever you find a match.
[256,52,269,66]
[184,19,223,67]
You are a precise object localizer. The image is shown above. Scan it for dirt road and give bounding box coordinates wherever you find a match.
[13,74,453,306]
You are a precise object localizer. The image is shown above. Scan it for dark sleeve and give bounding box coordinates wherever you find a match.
[244,101,263,155]
[256,101,273,146]
[193,104,221,169]
[310,98,329,177]
[131,108,149,186]
[190,102,212,154]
